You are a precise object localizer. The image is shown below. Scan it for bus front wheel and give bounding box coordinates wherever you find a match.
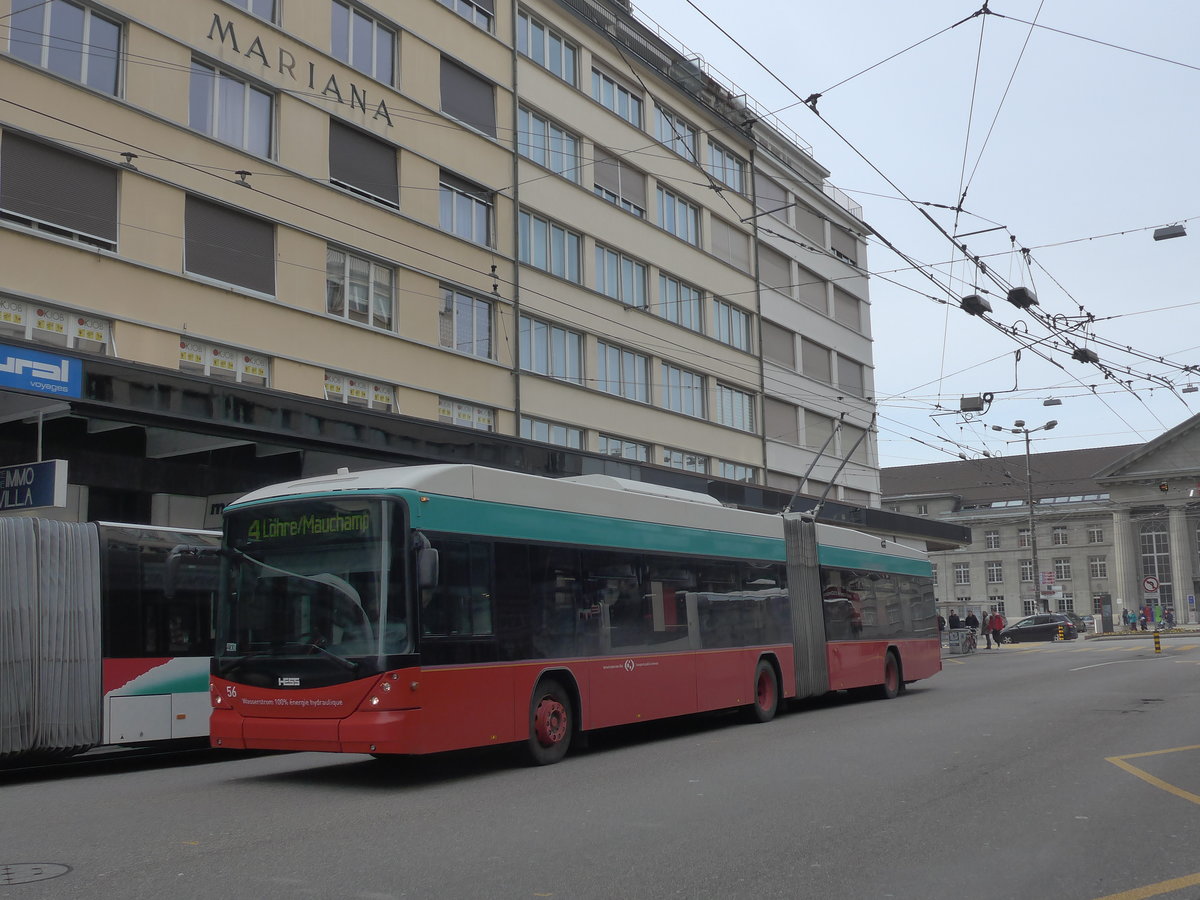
[877,651,901,700]
[746,659,779,723]
[525,678,572,766]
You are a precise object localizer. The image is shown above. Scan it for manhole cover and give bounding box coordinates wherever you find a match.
[0,864,71,885]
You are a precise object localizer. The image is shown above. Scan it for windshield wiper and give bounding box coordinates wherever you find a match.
[282,641,359,672]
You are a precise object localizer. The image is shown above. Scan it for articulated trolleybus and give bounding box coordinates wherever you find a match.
[210,465,938,764]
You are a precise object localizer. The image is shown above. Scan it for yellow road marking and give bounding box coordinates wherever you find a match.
[1106,745,1200,807]
[1092,870,1200,900]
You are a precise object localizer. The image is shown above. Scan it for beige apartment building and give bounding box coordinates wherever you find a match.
[0,0,916,533]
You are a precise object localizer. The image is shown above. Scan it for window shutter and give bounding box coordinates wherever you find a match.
[440,57,496,137]
[185,196,275,295]
[329,121,398,206]
[0,133,117,243]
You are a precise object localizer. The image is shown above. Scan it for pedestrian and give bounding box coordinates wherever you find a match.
[990,611,1006,646]
[938,614,946,633]
[948,611,962,630]
[982,611,993,648]
[964,610,979,633]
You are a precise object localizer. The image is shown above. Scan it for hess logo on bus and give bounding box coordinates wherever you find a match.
[278,676,301,687]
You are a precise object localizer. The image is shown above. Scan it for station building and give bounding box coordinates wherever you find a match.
[881,414,1200,627]
[0,0,955,547]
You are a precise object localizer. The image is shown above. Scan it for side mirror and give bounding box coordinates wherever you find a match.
[416,547,439,589]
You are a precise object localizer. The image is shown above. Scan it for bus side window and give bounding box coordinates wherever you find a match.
[420,538,493,637]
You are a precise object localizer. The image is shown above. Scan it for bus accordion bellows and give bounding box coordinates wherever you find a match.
[0,518,219,762]
[211,464,939,764]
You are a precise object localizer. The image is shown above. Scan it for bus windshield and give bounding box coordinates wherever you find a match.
[218,498,409,671]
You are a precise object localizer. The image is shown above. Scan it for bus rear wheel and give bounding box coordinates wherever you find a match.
[746,659,779,723]
[877,651,901,700]
[525,678,572,766]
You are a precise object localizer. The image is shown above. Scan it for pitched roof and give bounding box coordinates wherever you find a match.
[881,444,1138,506]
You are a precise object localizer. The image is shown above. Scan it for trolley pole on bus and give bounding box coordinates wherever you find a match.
[993,419,1058,614]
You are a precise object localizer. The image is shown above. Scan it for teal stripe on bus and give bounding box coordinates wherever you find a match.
[233,488,931,576]
[408,492,787,561]
[817,545,932,577]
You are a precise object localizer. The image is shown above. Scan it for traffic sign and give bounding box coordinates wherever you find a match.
[1143,576,1160,594]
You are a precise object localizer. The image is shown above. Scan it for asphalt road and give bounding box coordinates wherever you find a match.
[4,637,1200,899]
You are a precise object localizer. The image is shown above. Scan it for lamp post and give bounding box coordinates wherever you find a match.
[993,419,1058,613]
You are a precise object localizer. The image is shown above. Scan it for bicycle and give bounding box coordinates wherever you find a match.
[963,627,978,654]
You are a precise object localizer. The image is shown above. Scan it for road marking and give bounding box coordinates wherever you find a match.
[1092,870,1200,899]
[1106,745,1200,808]
[1070,659,1154,671]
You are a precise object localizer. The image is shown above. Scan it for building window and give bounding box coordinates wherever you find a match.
[441,173,492,245]
[11,0,121,94]
[439,287,492,359]
[988,596,1005,614]
[1140,521,1173,606]
[831,225,858,265]
[710,217,751,272]
[1092,595,1105,616]
[591,68,641,126]
[1017,528,1031,549]
[438,397,494,431]
[718,461,756,483]
[329,120,398,207]
[1023,599,1038,616]
[953,562,970,585]
[707,140,746,193]
[438,0,493,31]
[518,108,580,182]
[804,410,834,451]
[596,342,648,402]
[984,530,1000,550]
[0,133,117,250]
[519,211,581,281]
[593,148,646,217]
[323,371,394,410]
[754,172,789,224]
[519,315,582,384]
[184,196,274,294]
[836,356,865,397]
[715,384,754,432]
[1087,526,1104,543]
[931,563,938,585]
[712,298,751,352]
[331,1,394,84]
[189,60,272,157]
[834,288,862,332]
[1053,558,1072,580]
[180,338,268,385]
[655,106,697,159]
[440,57,496,137]
[599,435,648,462]
[801,338,832,384]
[661,363,704,417]
[0,298,111,354]
[516,12,576,85]
[663,448,707,473]
[227,0,277,22]
[1057,592,1075,613]
[657,274,702,331]
[595,245,646,308]
[1089,556,1107,578]
[916,504,929,516]
[1019,559,1033,582]
[986,561,1002,584]
[521,416,583,449]
[326,247,394,330]
[1052,526,1069,546]
[657,187,699,245]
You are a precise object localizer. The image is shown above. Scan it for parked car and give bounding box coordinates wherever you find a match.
[999,613,1079,643]
[1079,614,1096,632]
[1059,612,1087,634]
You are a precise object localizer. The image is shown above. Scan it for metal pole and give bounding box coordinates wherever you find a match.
[1025,430,1045,613]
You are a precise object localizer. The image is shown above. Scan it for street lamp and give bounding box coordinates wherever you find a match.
[992,419,1058,613]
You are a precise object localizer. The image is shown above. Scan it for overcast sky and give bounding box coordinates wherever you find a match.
[629,0,1200,468]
